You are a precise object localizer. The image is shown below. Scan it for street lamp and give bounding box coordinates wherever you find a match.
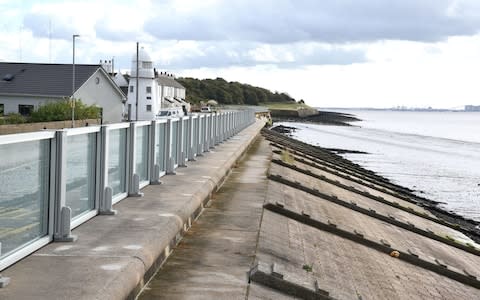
[72,34,80,128]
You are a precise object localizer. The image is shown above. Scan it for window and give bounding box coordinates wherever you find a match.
[18,105,34,116]
[0,104,4,116]
[146,96,151,100]
[146,105,152,112]
[142,62,152,69]
[146,86,152,93]
[130,86,134,93]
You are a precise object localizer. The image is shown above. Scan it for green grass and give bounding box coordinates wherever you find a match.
[444,235,456,242]
[466,243,476,249]
[302,264,313,272]
[260,102,312,110]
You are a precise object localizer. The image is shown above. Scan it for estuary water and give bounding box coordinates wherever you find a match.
[278,109,480,222]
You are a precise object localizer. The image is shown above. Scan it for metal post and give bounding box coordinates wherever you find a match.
[53,130,77,242]
[128,123,144,197]
[166,119,176,174]
[72,34,79,128]
[203,115,210,152]
[135,42,139,121]
[99,126,117,215]
[196,116,203,156]
[208,114,216,149]
[188,116,196,161]
[178,118,187,167]
[150,120,162,184]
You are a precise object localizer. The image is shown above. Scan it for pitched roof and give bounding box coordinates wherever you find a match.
[156,76,185,89]
[0,62,103,97]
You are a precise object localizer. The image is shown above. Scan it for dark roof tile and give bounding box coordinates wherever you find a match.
[0,62,102,97]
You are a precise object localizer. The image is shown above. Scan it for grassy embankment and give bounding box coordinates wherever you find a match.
[260,102,313,110]
[262,102,360,126]
[260,102,319,119]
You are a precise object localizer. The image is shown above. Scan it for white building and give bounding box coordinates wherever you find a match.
[126,48,160,121]
[156,72,188,111]
[0,62,126,123]
[126,48,189,120]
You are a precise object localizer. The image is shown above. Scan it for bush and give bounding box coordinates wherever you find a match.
[5,113,27,124]
[30,99,101,122]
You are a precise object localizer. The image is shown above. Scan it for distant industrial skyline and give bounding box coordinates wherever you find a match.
[1,0,480,109]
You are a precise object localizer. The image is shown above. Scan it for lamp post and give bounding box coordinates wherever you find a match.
[72,34,80,128]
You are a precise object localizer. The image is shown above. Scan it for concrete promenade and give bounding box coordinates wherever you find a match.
[139,136,271,299]
[0,120,265,300]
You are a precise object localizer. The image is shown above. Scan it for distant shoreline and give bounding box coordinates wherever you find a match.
[318,107,480,113]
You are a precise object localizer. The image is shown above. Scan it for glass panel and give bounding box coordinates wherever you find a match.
[155,123,166,172]
[204,117,211,147]
[108,128,127,197]
[66,133,96,219]
[182,119,188,158]
[171,121,178,165]
[0,140,49,258]
[193,118,198,148]
[135,126,149,182]
[202,117,207,146]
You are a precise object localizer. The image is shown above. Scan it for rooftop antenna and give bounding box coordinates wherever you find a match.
[48,19,52,63]
[18,26,22,62]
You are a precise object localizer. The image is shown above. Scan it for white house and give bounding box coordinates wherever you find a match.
[156,72,188,111]
[0,62,126,123]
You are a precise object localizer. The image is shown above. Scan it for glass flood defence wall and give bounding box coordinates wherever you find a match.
[192,116,198,156]
[155,121,167,174]
[0,109,256,272]
[0,132,53,266]
[171,120,178,166]
[108,127,128,199]
[135,125,149,184]
[65,133,97,220]
[182,118,188,162]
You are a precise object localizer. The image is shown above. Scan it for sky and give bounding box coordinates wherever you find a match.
[1,0,480,109]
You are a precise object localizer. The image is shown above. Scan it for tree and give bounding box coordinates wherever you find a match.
[243,89,259,105]
[176,77,297,105]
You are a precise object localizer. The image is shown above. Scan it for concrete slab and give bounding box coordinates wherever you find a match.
[268,163,476,245]
[256,208,480,299]
[266,180,480,278]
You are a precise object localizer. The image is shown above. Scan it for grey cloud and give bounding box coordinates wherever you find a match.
[95,20,141,42]
[144,0,480,44]
[157,42,366,69]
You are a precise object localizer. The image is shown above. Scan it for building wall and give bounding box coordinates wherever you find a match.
[74,69,125,123]
[159,84,174,100]
[0,95,58,115]
[174,87,186,99]
[126,77,159,121]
